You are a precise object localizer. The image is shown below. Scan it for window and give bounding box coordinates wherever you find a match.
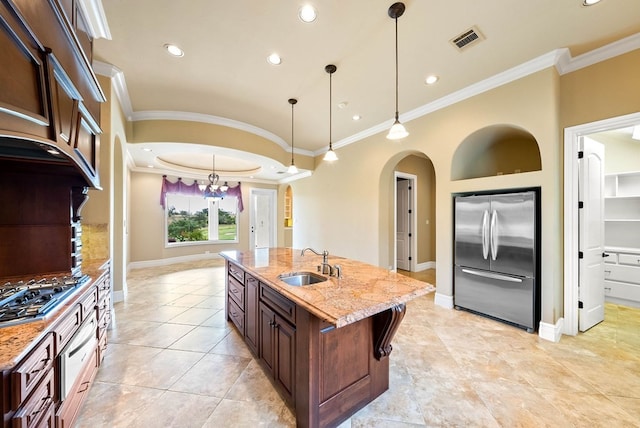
[165,193,238,245]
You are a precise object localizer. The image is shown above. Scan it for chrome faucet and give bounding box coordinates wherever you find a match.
[301,248,342,278]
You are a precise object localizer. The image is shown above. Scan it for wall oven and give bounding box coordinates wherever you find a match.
[59,316,97,400]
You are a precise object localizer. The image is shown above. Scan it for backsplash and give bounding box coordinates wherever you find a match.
[82,224,109,261]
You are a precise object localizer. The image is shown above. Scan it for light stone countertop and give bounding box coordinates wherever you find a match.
[220,248,435,328]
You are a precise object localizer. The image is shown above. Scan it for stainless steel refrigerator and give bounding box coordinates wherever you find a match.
[454,190,539,332]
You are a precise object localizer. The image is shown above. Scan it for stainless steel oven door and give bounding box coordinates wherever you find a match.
[59,316,97,400]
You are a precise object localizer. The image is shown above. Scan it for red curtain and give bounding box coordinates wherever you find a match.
[160,176,244,211]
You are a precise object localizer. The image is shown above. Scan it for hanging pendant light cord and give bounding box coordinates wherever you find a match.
[394,15,399,120]
[291,102,295,163]
[329,71,333,150]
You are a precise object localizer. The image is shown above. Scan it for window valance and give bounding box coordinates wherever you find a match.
[160,176,244,212]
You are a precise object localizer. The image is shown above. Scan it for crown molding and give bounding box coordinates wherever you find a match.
[92,61,134,119]
[76,0,111,39]
[556,32,640,75]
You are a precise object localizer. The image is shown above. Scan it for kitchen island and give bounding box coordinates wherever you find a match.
[220,248,434,428]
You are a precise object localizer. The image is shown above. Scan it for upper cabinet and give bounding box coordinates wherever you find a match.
[0,0,105,188]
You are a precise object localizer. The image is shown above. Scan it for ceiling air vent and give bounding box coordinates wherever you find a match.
[450,26,484,51]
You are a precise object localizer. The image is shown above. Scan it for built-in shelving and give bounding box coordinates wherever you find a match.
[604,171,640,307]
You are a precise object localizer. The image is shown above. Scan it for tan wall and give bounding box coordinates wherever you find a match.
[560,50,640,129]
[395,154,436,264]
[128,171,277,262]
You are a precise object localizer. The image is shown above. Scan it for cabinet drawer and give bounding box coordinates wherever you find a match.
[96,294,110,322]
[96,273,111,301]
[55,304,82,351]
[619,253,640,266]
[228,297,244,334]
[12,366,55,428]
[604,252,617,264]
[260,284,296,325]
[604,279,640,302]
[11,333,55,409]
[79,288,97,322]
[228,262,245,283]
[604,264,640,283]
[228,275,244,308]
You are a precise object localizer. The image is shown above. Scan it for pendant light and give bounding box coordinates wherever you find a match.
[287,98,299,174]
[323,64,338,162]
[387,2,409,140]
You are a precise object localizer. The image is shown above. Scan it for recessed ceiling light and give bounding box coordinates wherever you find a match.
[425,75,439,85]
[299,5,317,22]
[338,101,348,109]
[143,148,152,152]
[582,0,601,5]
[147,164,154,168]
[164,44,184,57]
[267,53,282,65]
[352,115,362,121]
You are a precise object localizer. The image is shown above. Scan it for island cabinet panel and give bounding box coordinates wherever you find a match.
[244,274,259,354]
[259,301,296,404]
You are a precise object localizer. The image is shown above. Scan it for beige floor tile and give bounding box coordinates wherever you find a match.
[209,328,254,358]
[202,399,293,428]
[539,389,639,427]
[169,353,251,397]
[225,359,285,405]
[74,381,164,427]
[168,306,221,325]
[126,348,205,389]
[167,293,212,307]
[125,322,195,348]
[126,390,221,428]
[168,325,230,352]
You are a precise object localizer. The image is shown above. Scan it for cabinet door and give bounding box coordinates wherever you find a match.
[259,302,275,375]
[0,3,51,140]
[245,275,259,354]
[275,314,295,399]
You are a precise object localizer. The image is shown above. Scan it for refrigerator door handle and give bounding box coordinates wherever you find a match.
[490,209,498,261]
[461,268,523,283]
[482,210,490,260]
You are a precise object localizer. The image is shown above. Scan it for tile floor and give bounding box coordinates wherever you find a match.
[76,259,640,427]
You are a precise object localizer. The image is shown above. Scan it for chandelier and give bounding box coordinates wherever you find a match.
[200,154,229,199]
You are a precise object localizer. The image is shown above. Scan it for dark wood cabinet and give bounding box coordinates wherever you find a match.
[258,302,296,403]
[0,0,105,189]
[0,1,51,141]
[244,274,259,354]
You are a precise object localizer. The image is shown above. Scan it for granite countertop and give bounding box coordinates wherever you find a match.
[0,259,110,370]
[220,248,435,328]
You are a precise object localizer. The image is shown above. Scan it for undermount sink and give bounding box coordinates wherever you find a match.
[278,271,327,286]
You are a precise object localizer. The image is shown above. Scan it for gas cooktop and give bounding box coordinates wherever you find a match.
[0,275,89,327]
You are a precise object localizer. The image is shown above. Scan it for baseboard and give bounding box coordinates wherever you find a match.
[539,318,564,342]
[434,292,453,309]
[128,252,222,271]
[415,261,435,271]
[112,288,126,303]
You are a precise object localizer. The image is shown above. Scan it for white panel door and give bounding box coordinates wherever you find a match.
[579,137,605,332]
[250,189,276,249]
[396,179,410,271]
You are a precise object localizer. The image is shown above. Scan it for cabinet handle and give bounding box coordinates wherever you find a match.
[30,358,50,375]
[31,395,51,416]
